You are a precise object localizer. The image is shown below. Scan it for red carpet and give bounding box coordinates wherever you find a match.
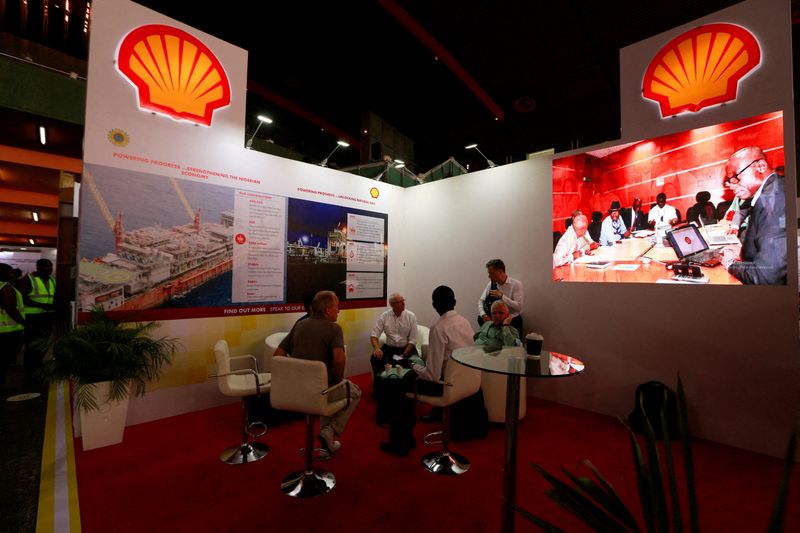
[74,374,799,532]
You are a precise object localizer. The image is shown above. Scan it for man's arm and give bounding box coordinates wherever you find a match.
[402,313,418,356]
[599,219,614,246]
[477,282,490,322]
[501,321,520,347]
[553,234,575,268]
[332,346,346,383]
[414,325,444,382]
[501,279,523,316]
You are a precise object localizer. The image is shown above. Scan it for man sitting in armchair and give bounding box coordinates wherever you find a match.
[473,300,520,349]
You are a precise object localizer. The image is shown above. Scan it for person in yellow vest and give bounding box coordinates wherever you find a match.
[1,263,27,396]
[17,258,56,378]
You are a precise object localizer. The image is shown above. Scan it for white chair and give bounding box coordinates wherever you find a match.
[408,358,481,475]
[270,356,351,498]
[481,372,527,422]
[213,340,271,464]
[263,331,289,372]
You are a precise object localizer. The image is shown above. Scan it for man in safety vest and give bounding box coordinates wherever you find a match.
[1,263,26,396]
[17,258,56,377]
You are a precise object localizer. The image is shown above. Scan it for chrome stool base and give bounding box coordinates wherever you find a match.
[421,451,470,475]
[220,441,269,464]
[281,469,336,497]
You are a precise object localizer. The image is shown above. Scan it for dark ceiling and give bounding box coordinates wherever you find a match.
[131,0,767,172]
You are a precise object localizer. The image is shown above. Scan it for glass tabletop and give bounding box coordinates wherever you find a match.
[451,345,585,378]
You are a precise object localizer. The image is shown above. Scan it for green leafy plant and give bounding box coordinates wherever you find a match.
[515,377,798,532]
[36,307,181,412]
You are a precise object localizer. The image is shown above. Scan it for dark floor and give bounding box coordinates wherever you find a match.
[0,366,48,533]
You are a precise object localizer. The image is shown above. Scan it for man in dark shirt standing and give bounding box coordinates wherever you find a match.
[274,290,361,454]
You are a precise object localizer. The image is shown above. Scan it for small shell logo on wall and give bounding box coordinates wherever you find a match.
[235,233,246,244]
[370,187,380,199]
[107,129,130,147]
[642,23,760,118]
[116,24,231,127]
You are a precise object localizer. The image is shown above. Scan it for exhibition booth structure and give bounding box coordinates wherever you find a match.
[64,0,798,466]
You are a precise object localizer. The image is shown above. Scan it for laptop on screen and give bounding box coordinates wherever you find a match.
[696,216,741,245]
[666,224,720,265]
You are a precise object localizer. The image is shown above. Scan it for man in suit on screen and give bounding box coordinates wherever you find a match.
[722,147,786,285]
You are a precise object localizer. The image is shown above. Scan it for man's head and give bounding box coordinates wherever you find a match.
[431,285,456,316]
[656,193,667,208]
[724,147,772,200]
[572,214,589,238]
[485,259,507,283]
[311,290,339,322]
[388,292,405,316]
[632,197,642,211]
[36,258,53,277]
[608,201,621,221]
[0,263,14,282]
[490,300,509,326]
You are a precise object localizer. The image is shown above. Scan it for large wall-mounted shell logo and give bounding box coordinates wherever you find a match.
[642,23,760,118]
[116,24,231,127]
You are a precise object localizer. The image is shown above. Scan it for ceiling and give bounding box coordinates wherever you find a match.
[0,0,798,249]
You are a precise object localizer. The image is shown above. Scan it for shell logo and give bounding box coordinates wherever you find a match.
[116,24,231,127]
[369,187,380,199]
[642,23,760,118]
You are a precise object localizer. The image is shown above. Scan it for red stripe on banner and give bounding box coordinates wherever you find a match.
[78,299,387,323]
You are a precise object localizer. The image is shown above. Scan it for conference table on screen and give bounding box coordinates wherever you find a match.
[552,235,742,284]
[451,346,585,533]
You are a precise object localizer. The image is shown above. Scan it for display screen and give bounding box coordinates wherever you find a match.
[551,111,786,285]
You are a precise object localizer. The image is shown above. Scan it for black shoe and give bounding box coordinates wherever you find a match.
[379,441,410,457]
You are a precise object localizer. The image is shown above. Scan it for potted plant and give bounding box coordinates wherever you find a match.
[37,307,181,450]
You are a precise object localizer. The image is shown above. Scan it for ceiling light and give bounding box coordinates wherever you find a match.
[39,126,46,145]
[319,141,349,167]
[465,143,496,168]
[394,159,404,165]
[246,115,274,149]
[32,211,39,222]
[28,238,35,245]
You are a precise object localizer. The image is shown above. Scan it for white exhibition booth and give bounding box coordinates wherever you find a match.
[83,0,798,458]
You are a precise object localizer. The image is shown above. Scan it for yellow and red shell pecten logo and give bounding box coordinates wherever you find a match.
[116,24,231,127]
[369,187,380,199]
[642,23,760,117]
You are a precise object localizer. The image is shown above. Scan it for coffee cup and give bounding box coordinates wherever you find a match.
[526,333,543,356]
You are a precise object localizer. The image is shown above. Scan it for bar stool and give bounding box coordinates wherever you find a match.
[409,358,481,475]
[270,356,351,497]
[212,340,271,464]
[263,331,288,372]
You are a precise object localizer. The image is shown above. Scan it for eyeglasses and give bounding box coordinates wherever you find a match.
[724,159,761,186]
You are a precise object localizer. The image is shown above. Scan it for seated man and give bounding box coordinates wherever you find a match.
[377,285,474,456]
[273,290,361,455]
[369,293,418,378]
[474,300,520,349]
[599,201,630,246]
[648,193,679,231]
[553,214,599,267]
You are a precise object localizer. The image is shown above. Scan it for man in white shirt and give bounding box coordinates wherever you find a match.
[378,285,474,456]
[553,214,599,267]
[648,193,679,232]
[369,293,418,377]
[477,259,524,334]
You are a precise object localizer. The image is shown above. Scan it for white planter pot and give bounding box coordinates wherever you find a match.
[79,381,130,450]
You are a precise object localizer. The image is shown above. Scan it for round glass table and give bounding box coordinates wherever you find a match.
[451,346,585,533]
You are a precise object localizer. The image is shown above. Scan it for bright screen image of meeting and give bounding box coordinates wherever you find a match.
[551,110,786,285]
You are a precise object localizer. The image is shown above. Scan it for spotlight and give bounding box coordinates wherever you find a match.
[319,141,349,167]
[465,143,496,168]
[246,115,273,149]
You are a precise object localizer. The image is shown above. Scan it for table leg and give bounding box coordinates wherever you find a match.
[501,373,521,533]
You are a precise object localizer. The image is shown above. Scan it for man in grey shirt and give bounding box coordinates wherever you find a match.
[275,290,361,454]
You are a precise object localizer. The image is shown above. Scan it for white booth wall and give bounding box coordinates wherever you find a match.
[401,153,800,459]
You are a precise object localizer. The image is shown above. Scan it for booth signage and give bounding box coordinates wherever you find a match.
[116,24,232,127]
[642,23,760,118]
